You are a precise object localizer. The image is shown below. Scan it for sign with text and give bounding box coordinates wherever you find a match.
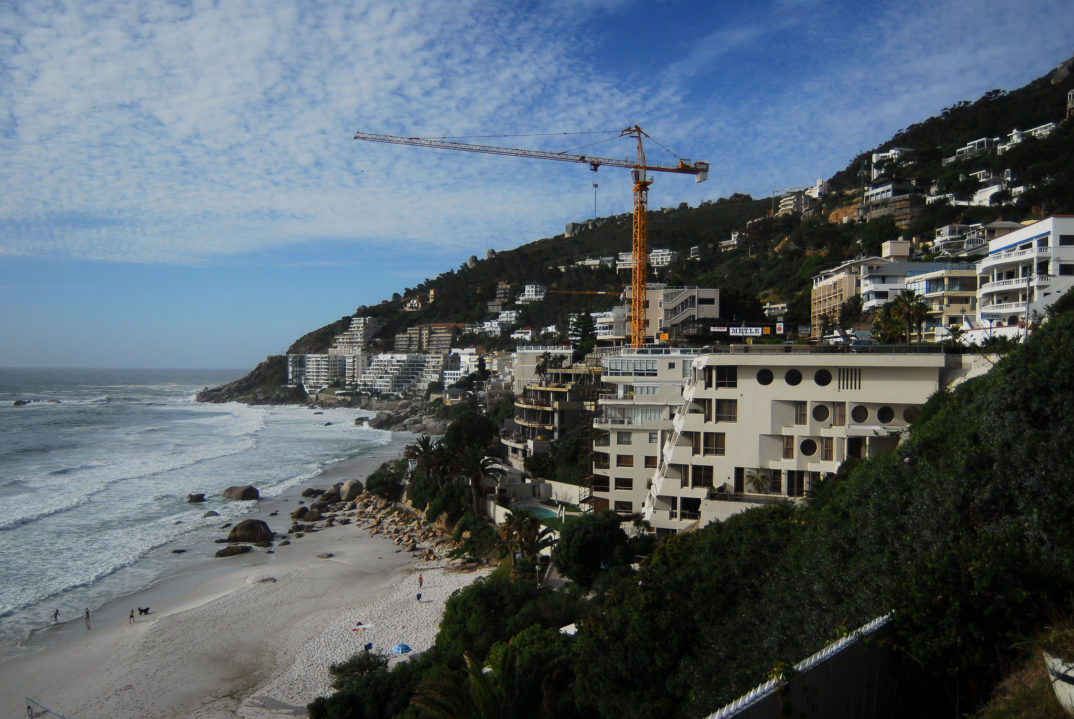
[729,327,763,337]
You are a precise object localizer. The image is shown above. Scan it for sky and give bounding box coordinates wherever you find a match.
[1,0,1072,370]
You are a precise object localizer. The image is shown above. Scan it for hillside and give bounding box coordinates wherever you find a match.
[210,56,1074,380]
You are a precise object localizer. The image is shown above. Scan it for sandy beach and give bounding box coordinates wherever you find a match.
[0,452,490,719]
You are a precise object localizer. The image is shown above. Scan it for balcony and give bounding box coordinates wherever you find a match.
[979,274,1054,296]
[978,246,1051,272]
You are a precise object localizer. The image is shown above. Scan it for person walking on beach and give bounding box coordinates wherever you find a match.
[129,608,135,624]
[51,609,59,623]
[84,607,90,630]
[418,573,423,589]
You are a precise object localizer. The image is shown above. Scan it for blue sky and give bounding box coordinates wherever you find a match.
[1,0,1072,370]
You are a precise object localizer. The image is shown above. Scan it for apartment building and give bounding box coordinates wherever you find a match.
[622,284,719,343]
[641,346,949,534]
[393,323,459,353]
[810,257,889,336]
[501,362,603,471]
[301,354,347,393]
[976,215,1074,327]
[904,264,979,337]
[516,284,548,304]
[861,259,973,314]
[591,347,698,516]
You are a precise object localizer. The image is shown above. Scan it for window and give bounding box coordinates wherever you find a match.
[794,401,807,424]
[692,464,714,488]
[877,406,895,423]
[715,366,737,388]
[812,404,830,422]
[703,432,725,456]
[822,437,834,461]
[614,477,633,491]
[1060,234,1074,246]
[785,368,802,386]
[757,368,774,385]
[814,369,832,386]
[614,501,633,514]
[591,476,609,492]
[645,455,658,468]
[787,470,806,497]
[832,402,846,426]
[617,431,632,445]
[648,431,658,443]
[851,405,869,423]
[616,454,634,467]
[715,399,738,422]
[1060,264,1074,276]
[800,439,818,456]
[782,436,795,459]
[903,407,921,423]
[733,467,745,493]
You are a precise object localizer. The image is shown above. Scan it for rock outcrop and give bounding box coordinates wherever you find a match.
[223,485,260,501]
[227,518,274,543]
[196,356,308,406]
[340,478,364,501]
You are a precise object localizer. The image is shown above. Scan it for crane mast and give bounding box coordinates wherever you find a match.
[353,126,708,348]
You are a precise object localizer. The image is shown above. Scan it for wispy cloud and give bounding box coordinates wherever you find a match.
[0,0,1072,266]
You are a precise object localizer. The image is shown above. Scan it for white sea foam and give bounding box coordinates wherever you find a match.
[0,369,398,644]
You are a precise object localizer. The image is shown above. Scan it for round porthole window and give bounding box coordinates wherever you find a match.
[757,368,774,385]
[851,405,869,423]
[814,369,832,386]
[800,439,818,456]
[812,404,830,422]
[877,406,895,424]
[785,369,802,386]
[903,407,921,424]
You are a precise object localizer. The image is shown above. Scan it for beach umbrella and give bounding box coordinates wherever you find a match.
[391,643,411,655]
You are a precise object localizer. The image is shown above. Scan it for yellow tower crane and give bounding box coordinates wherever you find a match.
[353,126,709,348]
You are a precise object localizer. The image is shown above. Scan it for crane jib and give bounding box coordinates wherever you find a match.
[353,131,707,176]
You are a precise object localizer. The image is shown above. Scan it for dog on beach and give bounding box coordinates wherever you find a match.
[137,607,150,615]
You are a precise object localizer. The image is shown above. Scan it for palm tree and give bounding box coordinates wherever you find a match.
[499,509,555,569]
[890,289,930,344]
[412,642,552,719]
[405,435,446,486]
[454,446,507,520]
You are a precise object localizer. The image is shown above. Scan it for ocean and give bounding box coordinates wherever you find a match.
[0,367,401,650]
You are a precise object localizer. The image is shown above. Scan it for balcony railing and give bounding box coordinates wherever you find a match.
[979,274,1054,295]
[979,246,1051,270]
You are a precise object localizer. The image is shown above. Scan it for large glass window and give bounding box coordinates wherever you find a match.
[616,455,634,467]
[703,432,725,456]
[782,436,795,459]
[716,399,738,422]
[614,477,633,491]
[715,366,737,388]
[794,401,807,424]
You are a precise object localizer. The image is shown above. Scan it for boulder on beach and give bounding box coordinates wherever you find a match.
[321,486,342,504]
[187,493,206,503]
[202,510,220,518]
[215,545,252,558]
[227,518,274,543]
[290,506,309,520]
[340,478,364,501]
[222,485,260,501]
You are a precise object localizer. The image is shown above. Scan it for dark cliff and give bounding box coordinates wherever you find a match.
[196,355,308,405]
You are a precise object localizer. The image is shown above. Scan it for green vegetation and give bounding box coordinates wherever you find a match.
[310,299,1074,719]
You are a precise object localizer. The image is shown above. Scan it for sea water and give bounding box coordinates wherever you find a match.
[0,368,399,649]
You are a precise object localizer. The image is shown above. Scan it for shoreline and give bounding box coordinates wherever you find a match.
[0,431,491,719]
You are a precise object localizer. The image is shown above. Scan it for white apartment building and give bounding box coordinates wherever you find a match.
[649,248,679,270]
[516,284,547,304]
[328,316,381,355]
[591,347,699,516]
[302,354,347,393]
[641,347,950,535]
[976,215,1074,327]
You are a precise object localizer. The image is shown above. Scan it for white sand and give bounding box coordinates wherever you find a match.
[0,463,492,719]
